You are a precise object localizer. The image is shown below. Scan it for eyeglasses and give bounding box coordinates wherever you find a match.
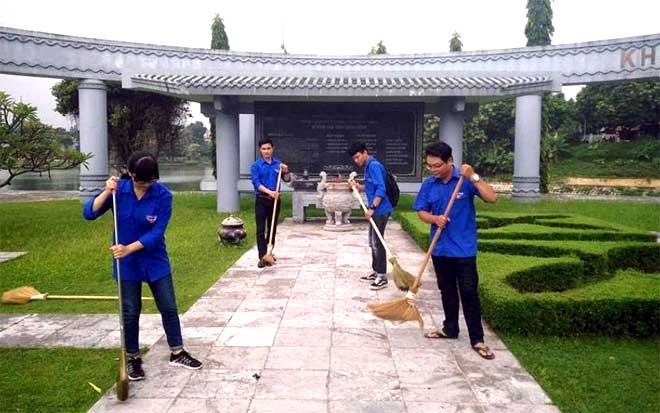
[425,161,446,170]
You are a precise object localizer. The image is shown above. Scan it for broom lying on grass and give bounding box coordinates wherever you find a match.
[349,172,415,291]
[1,286,154,305]
[367,177,464,329]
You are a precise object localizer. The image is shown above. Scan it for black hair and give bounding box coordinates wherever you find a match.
[424,141,452,161]
[347,141,368,157]
[258,137,274,148]
[127,151,159,182]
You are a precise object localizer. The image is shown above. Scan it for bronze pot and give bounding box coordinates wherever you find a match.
[217,215,247,245]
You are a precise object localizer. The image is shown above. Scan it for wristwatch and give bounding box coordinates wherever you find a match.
[471,173,481,183]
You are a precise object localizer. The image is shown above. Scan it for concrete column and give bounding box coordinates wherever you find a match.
[438,98,465,166]
[215,109,240,212]
[513,94,542,202]
[78,79,108,202]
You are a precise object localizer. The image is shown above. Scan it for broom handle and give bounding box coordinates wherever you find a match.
[42,295,154,300]
[112,192,127,354]
[411,177,465,291]
[351,186,393,257]
[267,166,283,246]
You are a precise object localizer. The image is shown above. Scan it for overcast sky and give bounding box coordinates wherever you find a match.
[1,0,658,128]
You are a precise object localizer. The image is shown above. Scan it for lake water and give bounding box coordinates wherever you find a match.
[2,163,207,191]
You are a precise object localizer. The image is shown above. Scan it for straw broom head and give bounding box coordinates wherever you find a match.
[1,286,41,305]
[366,292,424,330]
[389,257,415,291]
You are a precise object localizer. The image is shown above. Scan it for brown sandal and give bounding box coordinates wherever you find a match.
[472,343,495,360]
[424,328,457,339]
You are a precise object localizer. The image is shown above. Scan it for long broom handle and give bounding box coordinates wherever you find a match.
[111,192,127,351]
[267,167,283,246]
[351,186,394,258]
[31,294,154,301]
[410,177,465,292]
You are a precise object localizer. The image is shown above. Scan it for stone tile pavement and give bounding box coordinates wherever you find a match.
[0,217,559,412]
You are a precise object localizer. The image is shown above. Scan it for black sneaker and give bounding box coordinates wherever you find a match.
[360,272,378,282]
[127,356,145,381]
[169,350,202,370]
[257,259,266,268]
[370,278,388,290]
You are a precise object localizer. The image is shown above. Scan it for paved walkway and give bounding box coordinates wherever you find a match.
[84,218,555,413]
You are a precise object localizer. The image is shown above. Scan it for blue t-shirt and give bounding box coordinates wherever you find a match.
[364,156,393,216]
[83,179,172,282]
[251,157,283,195]
[413,166,480,257]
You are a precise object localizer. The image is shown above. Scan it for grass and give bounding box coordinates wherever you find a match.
[550,139,660,180]
[0,193,274,314]
[500,334,660,413]
[0,348,117,413]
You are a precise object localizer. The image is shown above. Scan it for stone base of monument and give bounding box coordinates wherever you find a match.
[199,165,216,192]
[323,210,354,232]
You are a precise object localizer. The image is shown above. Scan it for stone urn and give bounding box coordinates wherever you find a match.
[217,215,247,245]
[317,172,355,232]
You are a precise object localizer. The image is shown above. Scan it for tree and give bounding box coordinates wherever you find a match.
[52,80,189,166]
[369,41,387,55]
[210,14,230,50]
[576,80,660,137]
[449,32,463,52]
[525,0,554,47]
[180,121,208,160]
[210,14,231,177]
[0,91,91,188]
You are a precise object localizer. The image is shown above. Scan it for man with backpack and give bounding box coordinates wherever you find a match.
[347,142,394,290]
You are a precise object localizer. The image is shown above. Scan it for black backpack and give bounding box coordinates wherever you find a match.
[383,168,400,208]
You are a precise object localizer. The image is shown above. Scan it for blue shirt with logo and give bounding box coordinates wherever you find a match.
[83,179,172,282]
[364,156,393,217]
[251,157,283,195]
[413,166,480,257]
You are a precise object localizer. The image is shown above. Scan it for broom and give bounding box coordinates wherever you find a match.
[349,180,415,291]
[261,166,283,266]
[1,286,154,305]
[367,176,465,329]
[112,192,129,401]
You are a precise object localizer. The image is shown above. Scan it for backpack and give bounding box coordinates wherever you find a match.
[383,168,400,208]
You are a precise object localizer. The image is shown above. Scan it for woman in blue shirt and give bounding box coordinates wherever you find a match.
[83,151,202,381]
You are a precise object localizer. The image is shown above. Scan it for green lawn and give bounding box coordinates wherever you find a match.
[550,139,660,180]
[0,348,117,413]
[0,194,264,314]
[500,335,660,413]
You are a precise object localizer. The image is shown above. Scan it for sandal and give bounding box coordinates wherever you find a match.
[472,343,495,360]
[424,328,457,339]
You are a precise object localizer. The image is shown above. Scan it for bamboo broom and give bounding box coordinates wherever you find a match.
[367,177,465,329]
[348,172,415,291]
[1,286,154,305]
[261,166,283,266]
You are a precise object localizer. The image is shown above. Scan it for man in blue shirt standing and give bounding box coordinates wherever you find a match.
[347,142,393,290]
[413,141,497,360]
[251,137,290,268]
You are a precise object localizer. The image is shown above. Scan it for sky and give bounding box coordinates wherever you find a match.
[1,0,658,128]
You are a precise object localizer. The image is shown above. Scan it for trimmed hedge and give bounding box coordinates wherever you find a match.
[395,212,660,336]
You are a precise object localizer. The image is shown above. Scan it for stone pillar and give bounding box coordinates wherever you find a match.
[214,97,240,212]
[513,94,542,202]
[438,97,466,166]
[78,79,108,202]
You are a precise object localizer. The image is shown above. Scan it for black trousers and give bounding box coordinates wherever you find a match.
[432,256,484,346]
[255,195,281,259]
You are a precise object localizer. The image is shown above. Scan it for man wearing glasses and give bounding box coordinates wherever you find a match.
[413,141,498,360]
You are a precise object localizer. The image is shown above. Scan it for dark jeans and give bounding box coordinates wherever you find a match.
[120,275,183,357]
[368,214,389,275]
[255,195,281,259]
[431,256,484,346]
